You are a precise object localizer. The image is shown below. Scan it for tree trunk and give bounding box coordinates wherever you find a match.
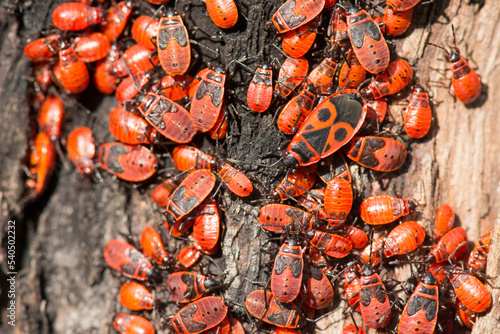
[0,0,499,333]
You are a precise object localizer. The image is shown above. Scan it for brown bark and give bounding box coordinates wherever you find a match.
[0,0,499,333]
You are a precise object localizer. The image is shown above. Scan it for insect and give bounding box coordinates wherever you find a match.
[466,226,493,273]
[282,17,319,58]
[119,282,155,310]
[99,0,133,41]
[338,49,367,89]
[113,313,155,334]
[25,132,57,198]
[360,195,416,225]
[58,41,90,94]
[345,265,361,311]
[384,6,413,37]
[67,126,96,176]
[303,228,352,258]
[429,35,481,104]
[324,177,353,226]
[426,263,448,286]
[190,200,221,252]
[362,98,388,132]
[398,272,439,334]
[115,70,154,104]
[297,189,328,220]
[74,32,111,63]
[229,318,245,334]
[152,176,182,207]
[275,56,309,98]
[300,259,334,309]
[361,59,413,100]
[140,226,171,266]
[34,62,52,94]
[37,94,63,141]
[271,237,304,303]
[342,324,366,334]
[328,7,349,48]
[344,225,368,249]
[305,57,338,95]
[136,92,196,144]
[160,74,192,102]
[277,85,316,135]
[404,84,432,138]
[208,107,228,140]
[315,152,351,183]
[387,0,422,12]
[169,296,228,334]
[247,64,273,113]
[206,0,239,29]
[258,204,316,233]
[108,105,157,145]
[164,169,216,225]
[114,44,158,78]
[97,142,158,182]
[271,168,316,201]
[345,6,389,74]
[157,9,191,76]
[426,227,468,264]
[172,146,253,197]
[172,145,214,171]
[52,2,102,31]
[190,66,226,132]
[202,315,231,334]
[177,244,202,269]
[24,34,61,62]
[131,16,159,50]
[283,89,366,167]
[167,271,219,303]
[435,204,455,240]
[271,0,325,34]
[93,44,120,94]
[103,239,155,280]
[345,136,407,172]
[360,237,385,267]
[245,289,304,328]
[456,300,476,328]
[358,264,391,329]
[448,268,491,312]
[217,161,254,197]
[383,221,426,257]
[188,68,210,101]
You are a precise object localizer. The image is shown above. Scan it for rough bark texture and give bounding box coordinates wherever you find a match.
[0,0,499,333]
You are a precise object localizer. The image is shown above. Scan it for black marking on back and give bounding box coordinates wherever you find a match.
[179,304,208,332]
[301,127,331,155]
[158,26,188,49]
[267,302,289,326]
[330,93,364,128]
[358,137,385,167]
[106,145,127,173]
[290,140,315,164]
[196,81,224,107]
[279,0,306,30]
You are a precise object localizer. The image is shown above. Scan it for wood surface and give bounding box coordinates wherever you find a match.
[0,0,498,333]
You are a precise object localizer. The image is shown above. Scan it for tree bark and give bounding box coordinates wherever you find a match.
[1,0,499,333]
